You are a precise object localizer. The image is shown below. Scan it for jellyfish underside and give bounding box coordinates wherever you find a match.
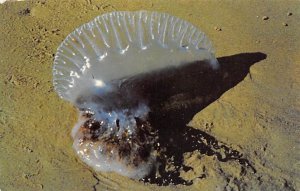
[53,11,218,180]
[72,78,158,179]
[74,109,157,179]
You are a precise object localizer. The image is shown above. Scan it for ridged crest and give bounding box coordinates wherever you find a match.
[53,11,218,102]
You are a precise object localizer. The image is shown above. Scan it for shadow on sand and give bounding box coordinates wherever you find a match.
[122,52,267,185]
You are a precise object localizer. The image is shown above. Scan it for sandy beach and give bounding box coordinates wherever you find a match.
[0,0,299,190]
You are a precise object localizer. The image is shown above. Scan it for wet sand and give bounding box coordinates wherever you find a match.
[0,0,299,190]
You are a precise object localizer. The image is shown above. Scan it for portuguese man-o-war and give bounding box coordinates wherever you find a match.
[52,11,219,179]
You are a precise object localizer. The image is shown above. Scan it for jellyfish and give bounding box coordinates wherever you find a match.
[53,11,218,179]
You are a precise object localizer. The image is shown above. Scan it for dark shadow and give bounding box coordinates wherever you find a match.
[120,52,266,185]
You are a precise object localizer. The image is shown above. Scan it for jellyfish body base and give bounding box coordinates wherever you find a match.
[72,110,158,179]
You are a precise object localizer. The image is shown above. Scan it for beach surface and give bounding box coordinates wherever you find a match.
[0,0,299,190]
